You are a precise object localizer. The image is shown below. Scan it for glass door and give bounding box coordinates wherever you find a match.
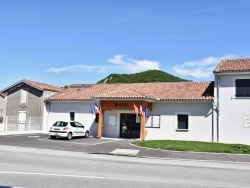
[120,114,140,138]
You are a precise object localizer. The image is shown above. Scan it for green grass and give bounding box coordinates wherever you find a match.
[132,140,250,154]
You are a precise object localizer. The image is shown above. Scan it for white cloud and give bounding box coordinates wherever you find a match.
[108,55,160,73]
[47,64,106,73]
[47,55,160,74]
[108,55,127,65]
[173,55,235,79]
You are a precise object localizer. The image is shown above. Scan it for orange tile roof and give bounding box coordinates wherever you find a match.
[214,58,250,73]
[25,80,63,92]
[47,82,214,101]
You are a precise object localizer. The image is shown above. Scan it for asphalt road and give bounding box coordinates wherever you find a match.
[1,133,250,163]
[1,145,250,188]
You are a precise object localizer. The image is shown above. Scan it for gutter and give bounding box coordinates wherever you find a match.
[212,101,214,142]
[215,72,220,143]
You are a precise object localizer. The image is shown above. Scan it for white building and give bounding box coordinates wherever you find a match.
[46,82,214,142]
[2,58,250,145]
[0,93,5,131]
[0,80,62,133]
[45,58,250,145]
[214,58,250,144]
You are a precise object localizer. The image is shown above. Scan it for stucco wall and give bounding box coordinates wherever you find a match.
[144,102,212,141]
[6,84,43,117]
[0,96,4,131]
[47,101,97,136]
[102,102,213,142]
[43,91,61,132]
[215,74,250,145]
[0,96,4,117]
[3,84,62,132]
[47,101,213,141]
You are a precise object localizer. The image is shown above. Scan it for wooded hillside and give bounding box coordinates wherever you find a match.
[97,70,189,84]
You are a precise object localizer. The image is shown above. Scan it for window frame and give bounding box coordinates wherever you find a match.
[235,78,250,98]
[69,112,75,121]
[145,115,160,128]
[175,112,190,131]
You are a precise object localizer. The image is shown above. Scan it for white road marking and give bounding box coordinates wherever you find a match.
[37,138,120,145]
[28,136,41,138]
[0,171,247,188]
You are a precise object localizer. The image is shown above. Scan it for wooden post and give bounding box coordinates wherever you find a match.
[97,113,103,138]
[140,113,145,141]
[97,102,103,138]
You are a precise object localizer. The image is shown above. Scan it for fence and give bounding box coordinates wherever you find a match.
[4,116,43,131]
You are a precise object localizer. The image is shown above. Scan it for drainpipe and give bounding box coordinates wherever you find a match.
[209,100,215,142]
[45,101,51,133]
[216,74,220,143]
[211,102,214,142]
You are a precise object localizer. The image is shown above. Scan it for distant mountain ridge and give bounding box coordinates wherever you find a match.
[97,70,189,84]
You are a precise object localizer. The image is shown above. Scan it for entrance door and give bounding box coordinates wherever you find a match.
[120,114,140,138]
[18,111,26,131]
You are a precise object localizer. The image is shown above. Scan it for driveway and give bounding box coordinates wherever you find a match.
[1,133,250,163]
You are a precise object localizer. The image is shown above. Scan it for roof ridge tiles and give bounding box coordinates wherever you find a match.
[25,79,62,88]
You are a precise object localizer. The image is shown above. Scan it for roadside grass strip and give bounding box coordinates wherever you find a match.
[132,140,250,155]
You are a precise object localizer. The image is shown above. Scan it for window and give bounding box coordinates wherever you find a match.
[177,114,188,130]
[70,112,75,121]
[235,79,250,97]
[145,115,160,128]
[20,89,28,104]
[108,115,116,126]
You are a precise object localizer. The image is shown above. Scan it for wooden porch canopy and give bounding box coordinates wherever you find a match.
[97,100,152,140]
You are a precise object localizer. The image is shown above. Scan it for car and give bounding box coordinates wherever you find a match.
[49,121,90,140]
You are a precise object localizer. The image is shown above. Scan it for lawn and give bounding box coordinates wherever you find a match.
[132,140,250,154]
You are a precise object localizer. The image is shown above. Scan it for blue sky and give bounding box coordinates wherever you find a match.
[1,0,250,89]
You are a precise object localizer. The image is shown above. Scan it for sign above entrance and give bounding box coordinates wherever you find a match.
[101,100,152,111]
[115,102,128,108]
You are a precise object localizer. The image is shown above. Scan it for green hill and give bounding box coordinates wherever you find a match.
[97,70,189,84]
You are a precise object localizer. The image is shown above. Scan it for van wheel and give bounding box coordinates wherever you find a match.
[50,135,56,139]
[67,132,72,140]
[85,131,89,138]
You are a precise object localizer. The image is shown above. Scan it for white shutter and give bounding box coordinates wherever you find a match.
[20,90,27,104]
